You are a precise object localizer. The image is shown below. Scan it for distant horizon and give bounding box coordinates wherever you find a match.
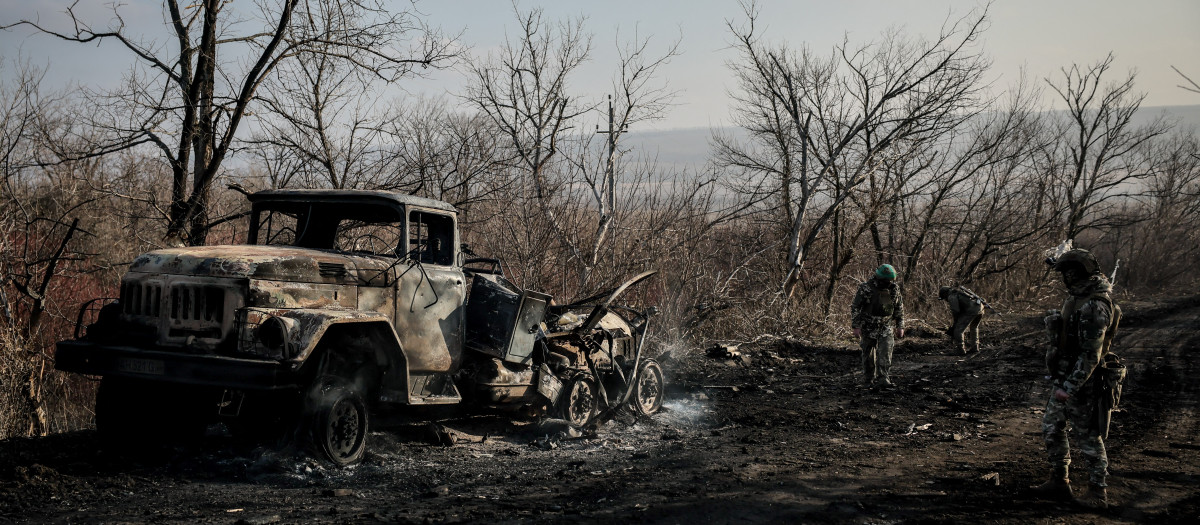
[616,104,1200,171]
[621,103,1200,134]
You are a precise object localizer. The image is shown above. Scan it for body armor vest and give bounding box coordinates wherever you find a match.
[869,283,895,317]
[1056,292,1122,364]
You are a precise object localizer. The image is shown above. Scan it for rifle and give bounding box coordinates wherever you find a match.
[960,286,1001,316]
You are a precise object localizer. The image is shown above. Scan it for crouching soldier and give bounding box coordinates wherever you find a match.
[851,264,905,389]
[1032,249,1124,510]
[938,286,985,355]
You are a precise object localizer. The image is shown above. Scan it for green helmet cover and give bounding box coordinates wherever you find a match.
[875,264,897,280]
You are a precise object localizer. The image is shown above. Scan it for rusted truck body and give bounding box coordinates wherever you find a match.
[55,189,663,464]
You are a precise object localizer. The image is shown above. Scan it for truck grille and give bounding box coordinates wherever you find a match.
[122,281,163,317]
[118,277,240,349]
[170,284,227,324]
[121,281,227,325]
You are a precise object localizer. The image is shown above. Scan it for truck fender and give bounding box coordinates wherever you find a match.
[248,308,409,394]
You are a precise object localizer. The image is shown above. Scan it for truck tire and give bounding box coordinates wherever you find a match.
[307,376,369,466]
[558,374,598,427]
[629,359,665,416]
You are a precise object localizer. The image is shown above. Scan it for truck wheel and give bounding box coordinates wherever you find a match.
[307,377,369,466]
[558,375,597,427]
[630,359,665,416]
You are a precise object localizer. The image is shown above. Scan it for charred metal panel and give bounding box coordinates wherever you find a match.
[243,308,395,364]
[347,256,396,287]
[508,292,551,363]
[248,188,456,214]
[464,274,550,366]
[595,312,632,336]
[248,280,356,309]
[462,358,537,405]
[392,259,465,374]
[406,372,461,404]
[130,245,360,285]
[536,364,563,404]
[357,285,396,321]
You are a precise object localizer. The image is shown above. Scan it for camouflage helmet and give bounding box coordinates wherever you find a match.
[875,264,897,280]
[1053,249,1100,275]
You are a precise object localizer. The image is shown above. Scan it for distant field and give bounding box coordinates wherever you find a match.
[624,104,1200,172]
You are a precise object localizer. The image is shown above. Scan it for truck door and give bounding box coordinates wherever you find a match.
[394,208,466,378]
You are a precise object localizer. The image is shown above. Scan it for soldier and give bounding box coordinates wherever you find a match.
[938,286,985,354]
[850,264,905,389]
[1031,249,1122,509]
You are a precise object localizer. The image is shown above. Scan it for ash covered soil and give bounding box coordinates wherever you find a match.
[3,295,1199,524]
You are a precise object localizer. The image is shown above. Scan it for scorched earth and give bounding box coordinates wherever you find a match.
[2,294,1198,524]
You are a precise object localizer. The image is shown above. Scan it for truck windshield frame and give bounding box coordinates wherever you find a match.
[249,201,406,257]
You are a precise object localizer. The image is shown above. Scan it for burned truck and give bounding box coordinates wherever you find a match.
[55,189,664,465]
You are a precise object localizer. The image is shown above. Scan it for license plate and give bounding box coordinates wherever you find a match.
[116,358,165,375]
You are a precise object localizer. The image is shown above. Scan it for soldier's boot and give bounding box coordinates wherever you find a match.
[863,364,875,388]
[1029,473,1072,501]
[950,340,967,355]
[1076,483,1108,510]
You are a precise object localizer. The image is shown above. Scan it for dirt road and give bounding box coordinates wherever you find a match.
[2,295,1197,524]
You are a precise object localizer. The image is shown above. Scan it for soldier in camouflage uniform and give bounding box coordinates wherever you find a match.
[1031,249,1121,510]
[850,264,905,389]
[938,286,984,355]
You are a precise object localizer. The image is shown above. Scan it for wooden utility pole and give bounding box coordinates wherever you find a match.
[595,94,626,213]
[585,94,629,288]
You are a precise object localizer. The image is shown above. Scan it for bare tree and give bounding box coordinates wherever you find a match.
[583,32,681,279]
[380,102,513,212]
[1,57,69,184]
[465,6,680,291]
[247,36,392,190]
[1,57,85,339]
[464,6,593,277]
[716,2,991,302]
[1119,130,1200,285]
[1172,65,1200,94]
[4,0,456,246]
[0,57,111,438]
[1044,53,1170,240]
[892,81,1048,283]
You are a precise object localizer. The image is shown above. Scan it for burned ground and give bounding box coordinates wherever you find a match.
[2,294,1198,524]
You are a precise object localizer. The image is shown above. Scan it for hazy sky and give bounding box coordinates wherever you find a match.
[2,0,1197,131]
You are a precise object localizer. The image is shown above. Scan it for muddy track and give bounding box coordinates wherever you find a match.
[1,295,1198,524]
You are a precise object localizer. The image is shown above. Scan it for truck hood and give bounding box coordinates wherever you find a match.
[129,245,392,284]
